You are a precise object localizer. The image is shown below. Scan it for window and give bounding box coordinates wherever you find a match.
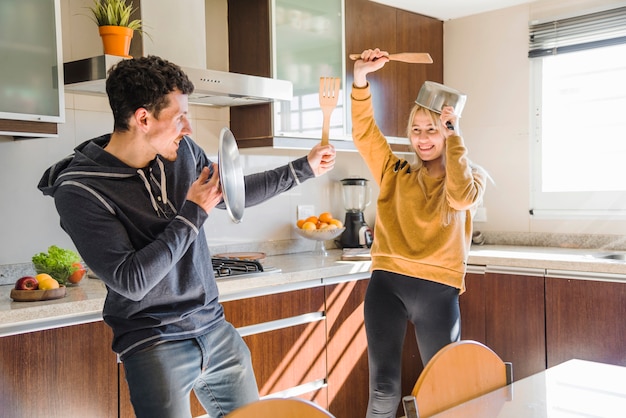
[529,7,626,218]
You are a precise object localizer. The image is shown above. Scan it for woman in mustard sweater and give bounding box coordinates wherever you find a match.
[351,48,489,417]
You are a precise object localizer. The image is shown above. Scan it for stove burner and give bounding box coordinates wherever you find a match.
[211,257,264,277]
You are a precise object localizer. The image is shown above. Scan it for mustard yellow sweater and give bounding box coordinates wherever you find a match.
[351,84,487,293]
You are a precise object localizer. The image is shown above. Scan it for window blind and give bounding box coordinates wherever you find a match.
[529,6,626,58]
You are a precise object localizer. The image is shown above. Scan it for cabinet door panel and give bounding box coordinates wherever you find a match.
[546,277,626,367]
[460,272,487,343]
[244,320,327,399]
[394,10,444,136]
[345,0,398,136]
[0,321,117,418]
[485,272,546,380]
[326,280,369,418]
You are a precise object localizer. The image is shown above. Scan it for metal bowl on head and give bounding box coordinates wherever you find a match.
[415,81,467,117]
[218,127,245,223]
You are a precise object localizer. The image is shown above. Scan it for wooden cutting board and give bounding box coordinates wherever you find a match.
[213,252,266,263]
[341,248,371,261]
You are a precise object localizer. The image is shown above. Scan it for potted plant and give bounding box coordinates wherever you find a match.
[88,0,143,57]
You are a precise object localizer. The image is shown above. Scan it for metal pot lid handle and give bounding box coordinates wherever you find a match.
[218,127,245,223]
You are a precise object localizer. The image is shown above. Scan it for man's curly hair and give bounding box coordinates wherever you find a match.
[105,56,195,132]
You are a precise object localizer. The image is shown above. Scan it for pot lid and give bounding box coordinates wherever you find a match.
[218,127,245,223]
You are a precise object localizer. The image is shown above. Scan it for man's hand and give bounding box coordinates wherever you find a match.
[186,163,223,213]
[307,143,337,177]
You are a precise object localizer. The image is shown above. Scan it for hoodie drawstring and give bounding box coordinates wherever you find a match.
[156,158,168,205]
[137,169,160,215]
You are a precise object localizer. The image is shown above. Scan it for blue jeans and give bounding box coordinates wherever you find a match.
[364,270,461,418]
[122,320,259,418]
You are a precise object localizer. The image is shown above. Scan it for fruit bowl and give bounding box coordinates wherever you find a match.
[295,227,345,256]
[10,285,66,302]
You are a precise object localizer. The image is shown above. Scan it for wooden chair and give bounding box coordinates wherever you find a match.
[403,340,513,418]
[225,397,336,418]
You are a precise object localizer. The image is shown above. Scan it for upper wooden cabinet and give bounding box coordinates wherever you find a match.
[0,0,64,138]
[345,0,443,140]
[227,0,443,151]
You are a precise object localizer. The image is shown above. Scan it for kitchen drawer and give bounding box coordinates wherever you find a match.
[222,287,325,328]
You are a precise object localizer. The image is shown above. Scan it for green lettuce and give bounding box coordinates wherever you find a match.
[32,245,81,285]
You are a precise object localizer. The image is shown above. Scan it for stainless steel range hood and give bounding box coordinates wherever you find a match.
[63,55,293,107]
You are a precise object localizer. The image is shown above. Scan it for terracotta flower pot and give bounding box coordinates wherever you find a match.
[98,25,133,57]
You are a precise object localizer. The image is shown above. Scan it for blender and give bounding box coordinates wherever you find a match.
[339,178,373,248]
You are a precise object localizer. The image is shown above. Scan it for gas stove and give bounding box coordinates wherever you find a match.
[211,257,280,278]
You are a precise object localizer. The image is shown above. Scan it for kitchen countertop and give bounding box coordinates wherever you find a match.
[2,245,626,337]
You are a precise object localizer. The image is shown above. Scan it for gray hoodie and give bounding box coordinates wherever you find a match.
[38,134,315,360]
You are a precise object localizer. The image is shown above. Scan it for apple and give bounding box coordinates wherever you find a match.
[15,276,39,290]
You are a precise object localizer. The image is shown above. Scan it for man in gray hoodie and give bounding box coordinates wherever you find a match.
[38,55,336,418]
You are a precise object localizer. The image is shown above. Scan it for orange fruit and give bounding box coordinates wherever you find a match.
[329,219,344,228]
[305,216,319,225]
[302,221,317,230]
[319,212,334,224]
[317,221,329,229]
[38,276,60,290]
[296,219,306,228]
[35,273,54,284]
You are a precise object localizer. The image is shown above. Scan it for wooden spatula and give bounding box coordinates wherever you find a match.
[319,77,341,145]
[349,52,433,64]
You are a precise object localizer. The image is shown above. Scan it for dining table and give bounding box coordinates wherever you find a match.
[429,359,626,418]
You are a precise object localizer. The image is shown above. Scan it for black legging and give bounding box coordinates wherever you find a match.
[364,269,461,418]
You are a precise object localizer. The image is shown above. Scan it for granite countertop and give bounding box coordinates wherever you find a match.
[2,245,626,337]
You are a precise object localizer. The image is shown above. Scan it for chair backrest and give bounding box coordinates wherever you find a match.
[409,340,512,418]
[225,397,336,418]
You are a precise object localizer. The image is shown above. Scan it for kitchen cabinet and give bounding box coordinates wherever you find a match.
[120,286,329,417]
[545,271,626,368]
[459,267,487,343]
[227,0,443,151]
[0,321,118,418]
[223,286,328,404]
[324,276,424,418]
[484,267,546,381]
[462,266,626,381]
[0,0,64,138]
[460,266,546,381]
[345,0,443,140]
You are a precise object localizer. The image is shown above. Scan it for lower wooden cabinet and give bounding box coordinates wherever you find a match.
[461,266,626,382]
[325,278,424,418]
[7,269,624,418]
[546,273,626,368]
[459,270,487,343]
[0,321,118,418]
[484,267,547,381]
[325,279,369,418]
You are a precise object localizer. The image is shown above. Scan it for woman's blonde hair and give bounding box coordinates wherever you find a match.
[405,104,489,226]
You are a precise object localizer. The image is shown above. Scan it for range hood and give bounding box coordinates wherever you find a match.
[63,55,293,107]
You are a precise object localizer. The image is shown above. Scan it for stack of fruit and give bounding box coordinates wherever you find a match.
[296,212,343,231]
[14,273,61,291]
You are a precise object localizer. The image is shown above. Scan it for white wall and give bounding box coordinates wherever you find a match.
[7,0,625,265]
[444,0,626,236]
[0,0,374,264]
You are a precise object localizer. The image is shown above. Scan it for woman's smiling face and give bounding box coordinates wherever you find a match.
[409,108,445,163]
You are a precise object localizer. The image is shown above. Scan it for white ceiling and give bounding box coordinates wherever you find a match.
[371,0,538,20]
